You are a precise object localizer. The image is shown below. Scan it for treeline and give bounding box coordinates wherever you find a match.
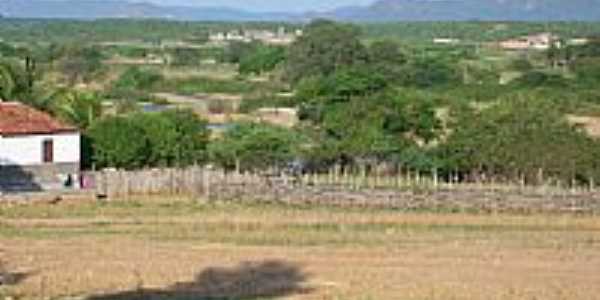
[0,19,297,43]
[3,19,600,186]
[2,19,600,44]
[363,22,600,42]
[273,20,600,185]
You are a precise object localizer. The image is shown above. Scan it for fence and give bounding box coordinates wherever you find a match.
[86,166,600,214]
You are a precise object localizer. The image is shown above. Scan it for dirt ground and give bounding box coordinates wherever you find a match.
[1,199,599,300]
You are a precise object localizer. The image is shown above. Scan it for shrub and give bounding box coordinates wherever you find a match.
[440,94,600,184]
[209,122,305,171]
[88,109,209,169]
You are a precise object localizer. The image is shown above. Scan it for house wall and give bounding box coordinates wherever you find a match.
[0,132,80,166]
[0,133,81,191]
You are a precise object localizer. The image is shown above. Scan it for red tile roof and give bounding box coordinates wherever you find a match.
[0,102,77,136]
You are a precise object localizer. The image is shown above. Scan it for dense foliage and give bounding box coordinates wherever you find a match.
[209,122,304,171]
[2,19,600,186]
[441,95,600,184]
[88,110,209,169]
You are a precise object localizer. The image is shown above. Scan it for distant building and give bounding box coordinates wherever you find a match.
[500,32,561,50]
[433,38,460,44]
[0,102,80,192]
[209,27,302,45]
[568,38,589,46]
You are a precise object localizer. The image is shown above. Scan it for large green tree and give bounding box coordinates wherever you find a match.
[87,115,149,170]
[440,94,600,184]
[209,122,305,171]
[285,20,368,83]
[239,45,286,75]
[134,110,209,168]
[88,109,209,169]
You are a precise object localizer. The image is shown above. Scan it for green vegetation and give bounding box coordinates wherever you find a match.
[440,95,600,183]
[88,110,209,169]
[209,122,305,171]
[2,19,600,186]
[156,76,257,95]
[239,45,285,75]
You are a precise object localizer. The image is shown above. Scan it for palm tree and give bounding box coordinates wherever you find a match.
[0,62,16,100]
[50,89,103,129]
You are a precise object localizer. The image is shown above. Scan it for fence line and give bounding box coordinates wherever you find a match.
[80,166,600,214]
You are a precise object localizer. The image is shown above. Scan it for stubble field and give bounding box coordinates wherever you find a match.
[1,197,599,300]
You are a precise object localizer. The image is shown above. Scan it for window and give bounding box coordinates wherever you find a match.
[42,139,54,163]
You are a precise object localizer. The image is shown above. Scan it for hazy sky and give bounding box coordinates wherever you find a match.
[143,0,376,12]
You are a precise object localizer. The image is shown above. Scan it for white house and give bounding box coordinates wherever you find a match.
[500,33,561,51]
[0,102,81,192]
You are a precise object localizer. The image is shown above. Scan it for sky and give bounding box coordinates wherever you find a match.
[142,0,376,12]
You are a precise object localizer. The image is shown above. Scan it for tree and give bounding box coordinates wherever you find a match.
[57,45,105,84]
[440,94,600,184]
[87,116,149,170]
[369,40,406,66]
[134,110,209,167]
[0,62,16,100]
[239,45,286,75]
[209,122,304,171]
[572,57,600,85]
[113,67,163,91]
[285,20,369,83]
[170,48,202,66]
[512,71,570,88]
[368,39,407,82]
[220,41,260,64]
[49,89,103,129]
[402,57,460,88]
[88,110,209,169]
[0,60,34,102]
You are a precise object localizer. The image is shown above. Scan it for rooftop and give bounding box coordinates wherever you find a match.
[0,102,77,136]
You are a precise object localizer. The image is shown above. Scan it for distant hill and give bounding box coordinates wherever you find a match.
[0,0,293,21]
[324,0,600,21]
[1,0,599,21]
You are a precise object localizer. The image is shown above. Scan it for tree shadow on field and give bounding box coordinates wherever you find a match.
[0,260,32,286]
[86,260,313,300]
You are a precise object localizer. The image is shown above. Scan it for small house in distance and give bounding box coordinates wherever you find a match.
[433,38,460,45]
[0,101,80,192]
[499,32,561,50]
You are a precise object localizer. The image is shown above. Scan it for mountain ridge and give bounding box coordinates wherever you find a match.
[325,0,600,21]
[0,0,295,21]
[0,0,598,21]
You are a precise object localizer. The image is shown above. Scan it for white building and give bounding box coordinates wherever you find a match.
[0,102,81,192]
[500,33,561,51]
[433,38,460,45]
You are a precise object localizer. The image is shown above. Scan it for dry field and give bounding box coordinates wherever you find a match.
[1,198,599,300]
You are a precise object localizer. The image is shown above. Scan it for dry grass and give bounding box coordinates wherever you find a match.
[1,198,600,300]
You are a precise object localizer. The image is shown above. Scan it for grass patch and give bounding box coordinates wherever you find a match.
[1,198,599,248]
[155,77,258,95]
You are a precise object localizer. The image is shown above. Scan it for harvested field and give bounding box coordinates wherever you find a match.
[1,198,599,300]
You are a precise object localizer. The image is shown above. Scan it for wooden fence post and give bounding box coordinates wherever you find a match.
[203,168,210,201]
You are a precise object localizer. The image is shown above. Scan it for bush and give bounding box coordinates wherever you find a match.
[209,122,305,171]
[238,95,296,114]
[88,109,209,169]
[440,94,600,184]
[87,115,149,169]
[239,45,286,75]
[512,71,570,88]
[114,67,163,90]
[156,77,255,95]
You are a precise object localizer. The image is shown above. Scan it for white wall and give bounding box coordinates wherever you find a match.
[0,133,80,166]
